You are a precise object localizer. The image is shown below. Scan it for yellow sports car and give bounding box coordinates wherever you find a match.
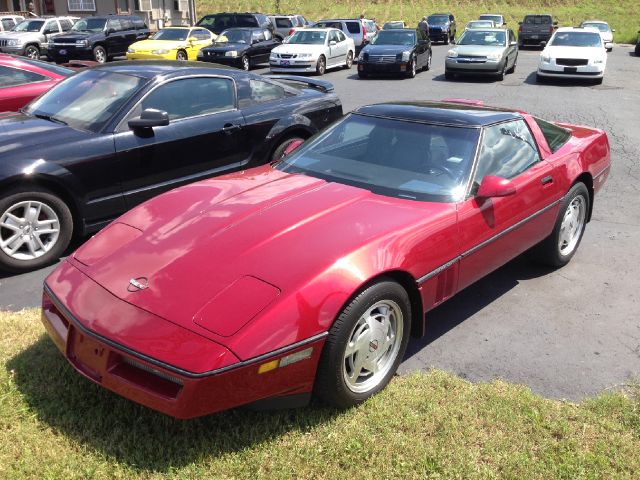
[127,27,215,61]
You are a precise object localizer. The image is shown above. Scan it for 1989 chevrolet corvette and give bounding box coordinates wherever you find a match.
[42,100,610,418]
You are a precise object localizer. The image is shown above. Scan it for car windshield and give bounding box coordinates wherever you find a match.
[550,31,602,47]
[479,15,502,25]
[216,29,251,43]
[288,30,326,44]
[24,70,146,132]
[151,28,191,41]
[457,30,506,46]
[276,114,480,202]
[14,20,44,32]
[71,18,107,33]
[371,30,415,45]
[582,23,610,32]
[428,15,449,24]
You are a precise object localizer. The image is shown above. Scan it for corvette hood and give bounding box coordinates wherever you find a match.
[72,167,442,338]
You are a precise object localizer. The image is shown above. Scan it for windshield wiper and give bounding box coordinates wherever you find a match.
[33,113,68,126]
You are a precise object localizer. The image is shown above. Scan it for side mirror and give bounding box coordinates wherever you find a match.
[553,21,558,26]
[476,176,516,199]
[329,40,337,46]
[604,42,613,50]
[128,109,169,130]
[611,29,616,32]
[540,40,547,48]
[510,41,517,46]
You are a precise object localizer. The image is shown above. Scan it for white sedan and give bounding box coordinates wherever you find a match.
[537,27,607,84]
[580,20,615,51]
[269,28,355,75]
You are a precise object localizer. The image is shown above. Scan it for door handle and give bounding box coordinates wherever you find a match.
[541,175,553,185]
[222,123,241,134]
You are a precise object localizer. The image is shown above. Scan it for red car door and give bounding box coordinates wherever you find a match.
[456,118,561,291]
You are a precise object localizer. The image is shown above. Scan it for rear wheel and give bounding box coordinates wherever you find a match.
[344,50,354,69]
[315,55,326,75]
[314,279,411,408]
[271,135,307,162]
[93,45,107,63]
[0,188,73,273]
[241,54,250,71]
[24,45,39,59]
[176,50,188,61]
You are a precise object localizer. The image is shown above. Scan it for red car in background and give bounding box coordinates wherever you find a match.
[0,54,74,111]
[41,100,610,418]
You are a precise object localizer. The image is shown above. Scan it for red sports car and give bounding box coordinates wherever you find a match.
[41,100,610,418]
[0,54,74,111]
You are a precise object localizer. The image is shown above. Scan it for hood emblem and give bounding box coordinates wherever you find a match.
[128,277,149,292]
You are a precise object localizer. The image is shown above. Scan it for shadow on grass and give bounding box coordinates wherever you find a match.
[404,253,556,359]
[6,339,340,473]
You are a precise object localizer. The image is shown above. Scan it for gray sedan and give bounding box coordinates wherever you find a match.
[445,28,518,80]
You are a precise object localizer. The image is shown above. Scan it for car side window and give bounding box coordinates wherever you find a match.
[345,21,360,34]
[2,19,16,30]
[60,19,73,31]
[139,77,235,121]
[0,65,48,88]
[533,117,571,153]
[263,28,272,40]
[473,120,540,184]
[336,30,346,42]
[246,79,285,105]
[328,30,339,43]
[253,30,266,43]
[44,20,58,34]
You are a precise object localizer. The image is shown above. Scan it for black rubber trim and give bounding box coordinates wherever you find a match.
[43,283,328,379]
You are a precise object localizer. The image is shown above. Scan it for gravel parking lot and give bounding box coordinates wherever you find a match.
[1,45,639,400]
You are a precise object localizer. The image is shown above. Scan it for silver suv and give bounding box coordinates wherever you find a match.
[313,18,370,52]
[0,16,76,59]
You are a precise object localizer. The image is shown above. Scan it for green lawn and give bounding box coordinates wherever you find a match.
[1,308,639,478]
[195,0,640,44]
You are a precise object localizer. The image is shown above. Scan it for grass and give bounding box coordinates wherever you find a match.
[1,309,640,478]
[195,0,640,44]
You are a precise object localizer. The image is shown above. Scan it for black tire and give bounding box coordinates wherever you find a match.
[176,50,188,61]
[507,56,517,74]
[496,63,505,81]
[315,55,326,75]
[93,45,107,63]
[24,45,39,60]
[405,57,416,78]
[241,54,250,71]
[314,279,411,408]
[0,188,73,273]
[270,135,306,162]
[444,35,450,45]
[530,182,590,268]
[344,50,354,69]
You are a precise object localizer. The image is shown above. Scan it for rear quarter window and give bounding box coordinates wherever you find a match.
[345,21,361,34]
[534,117,572,153]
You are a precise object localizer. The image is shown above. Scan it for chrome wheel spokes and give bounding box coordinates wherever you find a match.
[0,200,60,261]
[558,195,586,256]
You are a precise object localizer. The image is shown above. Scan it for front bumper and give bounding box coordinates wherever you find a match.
[445,57,504,74]
[270,58,317,73]
[48,45,94,61]
[358,60,411,74]
[0,45,25,55]
[41,261,325,419]
[537,61,604,79]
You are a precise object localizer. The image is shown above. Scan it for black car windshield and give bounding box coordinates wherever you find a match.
[276,114,480,202]
[14,20,44,32]
[217,29,251,43]
[582,22,610,32]
[151,28,191,41]
[550,31,602,47]
[71,18,107,33]
[457,30,506,46]
[24,70,146,132]
[288,30,326,44]
[428,15,449,24]
[371,30,415,45]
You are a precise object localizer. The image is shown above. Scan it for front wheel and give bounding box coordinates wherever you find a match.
[315,55,326,75]
[405,57,416,78]
[241,54,250,71]
[314,279,411,408]
[344,50,354,69]
[93,45,107,63]
[24,45,40,59]
[530,182,589,268]
[0,188,73,273]
[176,50,188,61]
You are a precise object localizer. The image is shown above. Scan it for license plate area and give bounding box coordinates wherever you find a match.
[67,327,107,382]
[564,67,578,73]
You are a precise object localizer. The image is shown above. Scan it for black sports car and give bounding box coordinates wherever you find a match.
[357,29,432,78]
[197,27,280,70]
[0,61,342,273]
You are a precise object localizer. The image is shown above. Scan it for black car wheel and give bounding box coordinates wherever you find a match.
[496,63,506,81]
[24,45,40,60]
[0,188,73,273]
[405,57,416,78]
[316,55,326,75]
[314,278,411,408]
[344,50,354,69]
[93,45,107,63]
[176,50,188,61]
[241,55,250,71]
[271,135,307,162]
[507,55,517,73]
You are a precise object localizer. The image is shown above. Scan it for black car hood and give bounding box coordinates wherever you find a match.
[428,23,450,29]
[201,42,249,53]
[53,32,99,42]
[364,44,413,55]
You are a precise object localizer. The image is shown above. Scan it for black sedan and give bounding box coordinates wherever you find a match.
[0,61,342,273]
[198,27,280,70]
[357,29,432,78]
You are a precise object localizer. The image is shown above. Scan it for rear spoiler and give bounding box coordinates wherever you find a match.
[268,75,335,93]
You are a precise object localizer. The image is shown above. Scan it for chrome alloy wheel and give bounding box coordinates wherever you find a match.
[0,200,60,261]
[343,300,403,393]
[558,195,586,257]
